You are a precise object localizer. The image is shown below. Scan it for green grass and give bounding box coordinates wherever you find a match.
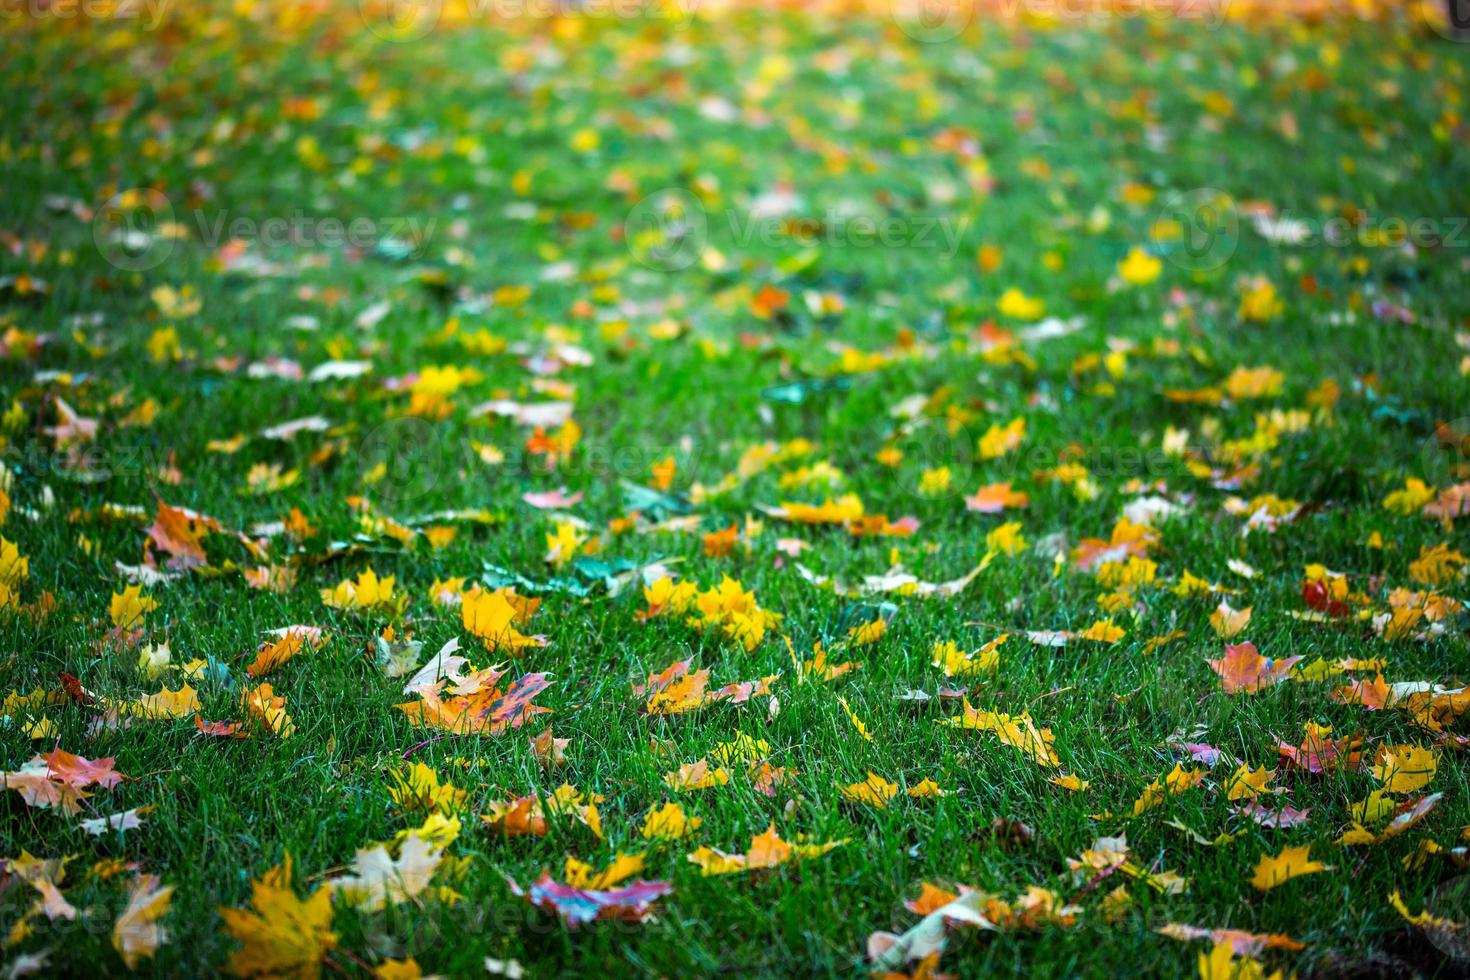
[2,2,1470,976]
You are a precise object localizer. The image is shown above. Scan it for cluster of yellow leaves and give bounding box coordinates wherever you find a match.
[641,575,780,651]
[320,568,406,617]
[635,658,776,716]
[930,635,1005,677]
[482,784,603,839]
[1131,764,1208,817]
[386,763,466,815]
[687,824,846,876]
[941,702,1059,767]
[1068,835,1189,895]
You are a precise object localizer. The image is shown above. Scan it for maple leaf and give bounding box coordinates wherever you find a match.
[3,758,89,813]
[564,852,644,890]
[1131,764,1206,816]
[663,759,730,792]
[220,858,336,979]
[1249,846,1329,891]
[641,802,701,841]
[324,569,403,616]
[1078,618,1125,644]
[1332,673,1392,709]
[480,796,549,838]
[1371,744,1437,794]
[241,684,295,738]
[906,778,951,799]
[638,659,710,715]
[145,501,220,571]
[328,835,444,912]
[42,748,123,789]
[195,716,249,739]
[942,701,1059,767]
[978,417,1026,459]
[1156,923,1305,956]
[505,872,671,927]
[687,823,842,877]
[81,806,152,835]
[1343,793,1446,844]
[965,481,1029,513]
[1276,729,1362,773]
[396,670,551,735]
[1232,802,1312,829]
[247,626,327,678]
[1224,764,1274,801]
[1409,543,1467,587]
[461,588,546,654]
[530,725,569,768]
[112,874,173,969]
[0,536,30,586]
[868,889,998,971]
[109,585,157,629]
[1207,642,1301,694]
[386,763,466,815]
[137,684,200,720]
[1208,601,1252,639]
[840,772,899,807]
[931,637,1004,677]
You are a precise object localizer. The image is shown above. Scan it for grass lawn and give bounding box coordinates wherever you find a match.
[2,1,1470,976]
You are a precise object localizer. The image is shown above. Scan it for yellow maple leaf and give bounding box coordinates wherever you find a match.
[461,588,544,654]
[1209,601,1253,640]
[944,701,1060,768]
[1117,247,1162,286]
[1371,745,1437,794]
[1249,845,1329,891]
[1409,543,1467,587]
[1079,618,1125,644]
[846,618,886,646]
[386,763,466,815]
[113,875,173,969]
[241,684,295,739]
[220,857,336,979]
[906,778,951,799]
[978,417,1026,459]
[839,772,898,807]
[110,585,157,629]
[663,760,729,792]
[641,802,701,841]
[136,684,200,720]
[564,852,643,890]
[0,537,28,586]
[1225,764,1275,801]
[986,521,1028,556]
